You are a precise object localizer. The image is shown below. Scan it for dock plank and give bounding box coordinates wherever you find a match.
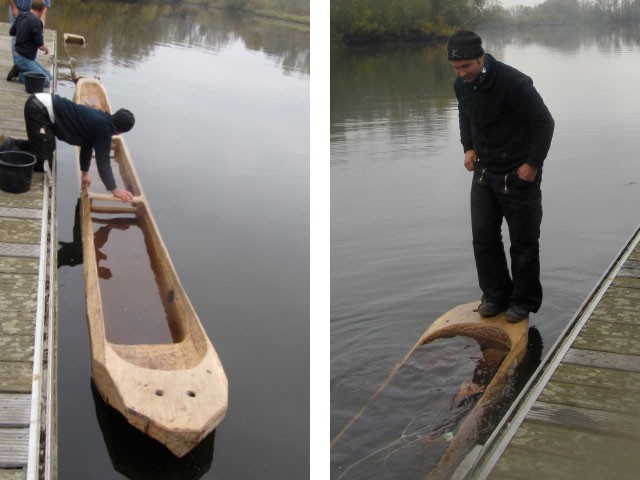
[0,362,32,393]
[0,336,34,363]
[0,429,28,467]
[573,320,640,355]
[0,311,35,336]
[508,420,640,462]
[563,348,640,373]
[0,394,30,427]
[491,442,639,480]
[0,257,38,275]
[538,377,640,415]
[527,401,640,439]
[0,218,41,244]
[0,469,26,480]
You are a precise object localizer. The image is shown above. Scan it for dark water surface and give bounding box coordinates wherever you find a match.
[331,25,640,477]
[45,2,309,479]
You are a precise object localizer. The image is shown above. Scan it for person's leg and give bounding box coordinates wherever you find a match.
[8,7,16,55]
[24,95,55,171]
[471,165,513,308]
[501,169,543,313]
[15,54,51,87]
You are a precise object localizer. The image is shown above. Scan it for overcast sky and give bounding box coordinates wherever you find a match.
[499,0,546,7]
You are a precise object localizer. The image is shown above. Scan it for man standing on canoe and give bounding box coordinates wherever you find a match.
[23,93,136,202]
[448,31,555,323]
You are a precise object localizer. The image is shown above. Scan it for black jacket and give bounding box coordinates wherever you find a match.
[454,54,555,172]
[51,95,118,191]
[10,11,44,60]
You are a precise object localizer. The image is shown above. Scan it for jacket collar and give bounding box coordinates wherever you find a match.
[474,54,497,90]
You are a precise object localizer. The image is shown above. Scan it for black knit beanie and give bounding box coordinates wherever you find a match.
[112,109,135,133]
[447,31,484,60]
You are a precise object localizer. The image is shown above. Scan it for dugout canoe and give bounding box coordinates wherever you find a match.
[63,33,86,45]
[331,301,528,479]
[73,78,228,457]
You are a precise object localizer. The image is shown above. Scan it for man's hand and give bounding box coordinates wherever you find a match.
[517,163,538,182]
[464,149,478,171]
[112,188,134,203]
[11,6,19,18]
[81,171,91,188]
[39,45,49,55]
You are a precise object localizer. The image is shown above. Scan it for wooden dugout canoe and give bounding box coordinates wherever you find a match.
[73,78,228,457]
[63,33,86,45]
[331,301,528,479]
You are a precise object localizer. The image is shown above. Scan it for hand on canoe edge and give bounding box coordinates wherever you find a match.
[81,171,92,189]
[112,188,134,203]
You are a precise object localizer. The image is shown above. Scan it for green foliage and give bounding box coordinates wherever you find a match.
[330,0,640,44]
[331,0,487,45]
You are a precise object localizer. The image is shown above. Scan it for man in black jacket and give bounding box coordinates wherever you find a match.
[448,31,555,323]
[24,92,136,202]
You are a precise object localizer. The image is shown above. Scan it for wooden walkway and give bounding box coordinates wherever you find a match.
[0,24,57,480]
[460,225,640,479]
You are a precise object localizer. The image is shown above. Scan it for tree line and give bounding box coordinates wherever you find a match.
[331,0,640,45]
[330,0,487,45]
[484,0,640,27]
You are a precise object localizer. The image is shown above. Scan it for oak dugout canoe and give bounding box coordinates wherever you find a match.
[332,301,528,479]
[73,78,228,457]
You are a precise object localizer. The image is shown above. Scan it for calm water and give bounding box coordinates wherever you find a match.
[45,2,308,479]
[331,25,640,477]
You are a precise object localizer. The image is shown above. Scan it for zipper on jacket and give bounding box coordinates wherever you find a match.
[479,168,487,182]
[504,173,508,192]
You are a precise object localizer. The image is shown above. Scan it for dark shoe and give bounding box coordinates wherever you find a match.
[477,301,505,318]
[6,64,18,82]
[505,305,529,323]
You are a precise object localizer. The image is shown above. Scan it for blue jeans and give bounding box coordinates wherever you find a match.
[470,162,543,313]
[14,53,51,87]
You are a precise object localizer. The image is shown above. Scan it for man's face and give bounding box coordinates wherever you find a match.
[450,57,484,83]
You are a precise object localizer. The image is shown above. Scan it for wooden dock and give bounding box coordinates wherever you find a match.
[460,225,640,479]
[0,24,57,480]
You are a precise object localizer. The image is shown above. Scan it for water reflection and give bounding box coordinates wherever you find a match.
[47,0,309,76]
[331,44,457,165]
[91,381,215,480]
[482,23,640,54]
[57,199,82,268]
[93,217,132,280]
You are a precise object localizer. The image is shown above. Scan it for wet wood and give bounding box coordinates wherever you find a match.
[75,78,228,458]
[63,33,85,45]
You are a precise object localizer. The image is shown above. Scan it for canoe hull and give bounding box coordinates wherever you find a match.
[331,301,528,478]
[75,78,228,457]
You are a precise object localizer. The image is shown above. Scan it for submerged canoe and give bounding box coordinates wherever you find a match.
[73,78,228,457]
[331,301,528,479]
[63,33,86,45]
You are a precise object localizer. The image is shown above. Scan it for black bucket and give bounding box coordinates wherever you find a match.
[24,72,46,94]
[0,151,36,193]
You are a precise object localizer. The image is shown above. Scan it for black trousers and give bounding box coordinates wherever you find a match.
[24,95,56,171]
[470,163,543,313]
